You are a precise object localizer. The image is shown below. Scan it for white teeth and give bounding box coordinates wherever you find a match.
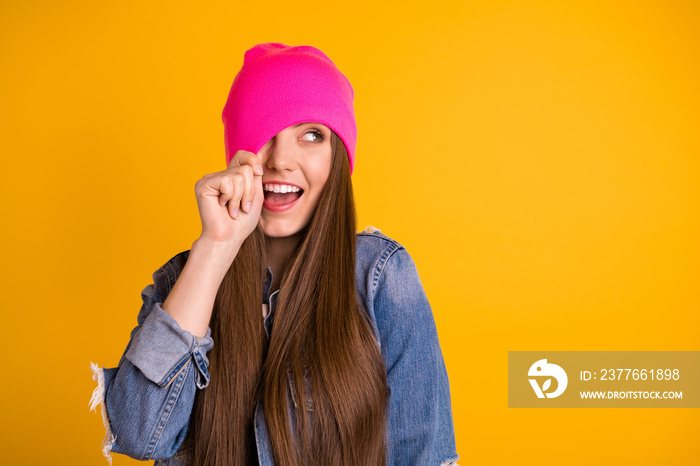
[264,183,301,193]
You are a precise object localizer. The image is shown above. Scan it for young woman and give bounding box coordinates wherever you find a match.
[90,42,458,466]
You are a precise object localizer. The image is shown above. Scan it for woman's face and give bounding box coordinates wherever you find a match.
[258,122,333,238]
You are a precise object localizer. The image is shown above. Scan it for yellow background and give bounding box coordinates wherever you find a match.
[1,1,698,464]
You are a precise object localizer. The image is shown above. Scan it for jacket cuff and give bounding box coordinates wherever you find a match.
[125,302,214,389]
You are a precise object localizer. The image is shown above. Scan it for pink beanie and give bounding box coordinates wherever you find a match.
[222,43,357,173]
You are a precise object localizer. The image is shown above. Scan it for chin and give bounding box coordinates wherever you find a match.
[260,219,305,239]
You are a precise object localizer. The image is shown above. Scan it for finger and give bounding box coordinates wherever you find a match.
[228,150,263,176]
[228,194,239,220]
[239,165,255,213]
[228,173,246,219]
[218,176,234,207]
[251,171,264,211]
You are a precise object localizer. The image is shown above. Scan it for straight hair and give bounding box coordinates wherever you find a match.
[184,131,389,465]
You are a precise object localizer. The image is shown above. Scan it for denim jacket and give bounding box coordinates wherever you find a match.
[90,226,459,465]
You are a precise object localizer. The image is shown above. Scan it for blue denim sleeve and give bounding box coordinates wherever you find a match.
[373,247,459,466]
[91,252,214,462]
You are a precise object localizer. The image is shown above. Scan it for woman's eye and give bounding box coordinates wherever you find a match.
[302,130,324,143]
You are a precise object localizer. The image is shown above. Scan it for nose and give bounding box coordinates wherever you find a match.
[262,134,297,172]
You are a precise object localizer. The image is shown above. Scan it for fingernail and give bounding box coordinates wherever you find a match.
[255,165,263,175]
[233,208,239,219]
[245,202,252,212]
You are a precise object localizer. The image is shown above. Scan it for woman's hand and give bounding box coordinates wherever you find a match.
[159,151,263,338]
[194,150,264,247]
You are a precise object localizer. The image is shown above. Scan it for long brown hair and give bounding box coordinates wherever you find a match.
[184,131,389,465]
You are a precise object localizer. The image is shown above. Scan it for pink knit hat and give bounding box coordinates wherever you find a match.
[222,43,357,173]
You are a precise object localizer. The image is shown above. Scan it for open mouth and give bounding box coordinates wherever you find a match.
[263,183,304,211]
